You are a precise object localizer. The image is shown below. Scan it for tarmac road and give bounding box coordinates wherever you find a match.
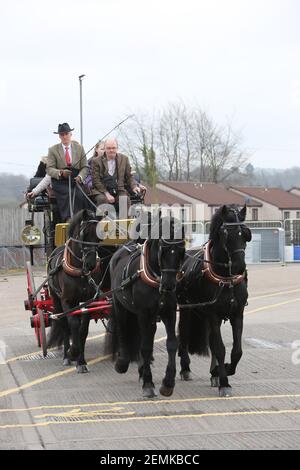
[0,263,300,450]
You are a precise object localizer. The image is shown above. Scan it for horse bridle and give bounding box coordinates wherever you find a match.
[218,209,247,277]
[158,237,185,293]
[69,219,100,275]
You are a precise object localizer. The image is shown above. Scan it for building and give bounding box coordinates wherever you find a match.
[229,186,300,221]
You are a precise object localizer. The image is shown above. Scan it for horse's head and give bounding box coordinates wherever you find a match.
[156,215,186,294]
[68,209,100,273]
[209,204,252,275]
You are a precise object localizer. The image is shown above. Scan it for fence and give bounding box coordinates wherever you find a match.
[0,207,45,269]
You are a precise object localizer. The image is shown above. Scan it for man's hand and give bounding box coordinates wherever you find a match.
[105,191,115,204]
[27,191,35,199]
[74,175,82,184]
[61,169,72,178]
[133,186,141,193]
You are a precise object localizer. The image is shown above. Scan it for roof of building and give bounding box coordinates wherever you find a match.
[159,181,261,207]
[142,184,188,206]
[230,186,300,209]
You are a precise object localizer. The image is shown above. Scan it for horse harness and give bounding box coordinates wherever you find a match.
[121,239,184,292]
[179,210,248,319]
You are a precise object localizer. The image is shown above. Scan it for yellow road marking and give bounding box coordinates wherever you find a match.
[245,297,300,316]
[0,408,299,430]
[0,336,167,400]
[249,287,300,301]
[0,354,111,399]
[5,333,106,364]
[0,393,300,414]
[4,287,300,364]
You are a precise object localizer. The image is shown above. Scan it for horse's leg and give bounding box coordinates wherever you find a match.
[139,313,157,398]
[62,317,71,366]
[66,313,81,363]
[209,350,219,387]
[209,315,232,397]
[160,310,177,396]
[225,312,244,377]
[76,316,91,373]
[178,309,192,381]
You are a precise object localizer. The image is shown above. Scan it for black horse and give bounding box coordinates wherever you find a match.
[107,214,185,398]
[177,204,252,397]
[47,209,112,373]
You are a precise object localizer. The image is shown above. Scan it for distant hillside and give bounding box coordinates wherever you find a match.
[189,165,300,189]
[0,173,29,207]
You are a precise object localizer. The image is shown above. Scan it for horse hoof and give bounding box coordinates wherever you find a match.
[180,371,192,381]
[115,359,129,374]
[63,358,72,366]
[210,376,220,387]
[159,385,174,397]
[76,365,89,374]
[143,387,157,399]
[219,387,232,397]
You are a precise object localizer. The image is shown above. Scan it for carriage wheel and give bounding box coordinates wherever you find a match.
[26,261,41,345]
[37,307,47,357]
[26,261,47,351]
[26,260,36,297]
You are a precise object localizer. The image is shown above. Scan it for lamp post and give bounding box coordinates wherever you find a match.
[78,74,85,145]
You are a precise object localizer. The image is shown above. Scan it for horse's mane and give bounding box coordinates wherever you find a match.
[68,209,95,238]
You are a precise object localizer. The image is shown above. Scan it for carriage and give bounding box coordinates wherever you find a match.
[22,177,145,358]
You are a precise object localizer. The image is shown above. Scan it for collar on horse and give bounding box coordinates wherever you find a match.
[139,240,161,288]
[202,240,245,287]
[62,239,101,277]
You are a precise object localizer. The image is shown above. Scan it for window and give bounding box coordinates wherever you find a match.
[284,211,290,220]
[296,212,300,219]
[252,208,258,221]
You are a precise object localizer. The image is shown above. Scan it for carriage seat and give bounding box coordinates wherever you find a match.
[27,177,49,212]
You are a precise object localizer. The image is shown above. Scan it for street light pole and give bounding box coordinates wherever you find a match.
[78,74,85,145]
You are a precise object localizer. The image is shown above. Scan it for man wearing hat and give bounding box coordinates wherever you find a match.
[47,123,91,221]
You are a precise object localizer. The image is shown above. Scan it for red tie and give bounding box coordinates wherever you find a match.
[65,146,71,166]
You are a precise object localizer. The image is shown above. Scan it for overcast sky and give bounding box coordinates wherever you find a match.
[1,0,300,177]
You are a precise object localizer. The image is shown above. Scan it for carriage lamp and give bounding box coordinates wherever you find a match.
[21,224,42,245]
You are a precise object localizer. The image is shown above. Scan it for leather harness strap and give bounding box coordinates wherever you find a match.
[139,240,160,288]
[202,240,245,287]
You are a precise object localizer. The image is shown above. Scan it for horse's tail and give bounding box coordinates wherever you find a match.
[178,308,210,356]
[105,299,140,362]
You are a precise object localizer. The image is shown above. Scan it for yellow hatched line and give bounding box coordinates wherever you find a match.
[0,393,300,414]
[0,408,300,430]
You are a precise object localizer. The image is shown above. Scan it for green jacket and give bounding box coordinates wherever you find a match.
[46,141,88,180]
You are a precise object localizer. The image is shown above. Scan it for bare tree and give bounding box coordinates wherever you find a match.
[118,114,158,185]
[119,101,248,184]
